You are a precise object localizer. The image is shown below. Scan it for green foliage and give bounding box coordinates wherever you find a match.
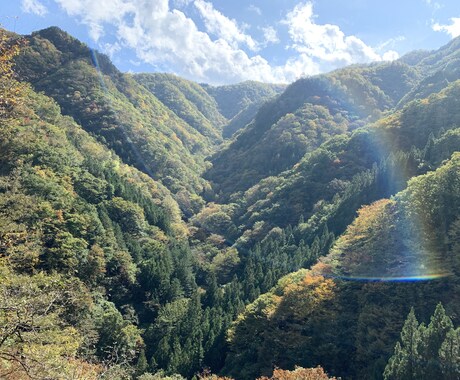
[15,27,215,201]
[226,154,460,379]
[202,80,284,120]
[0,29,27,120]
[0,262,101,379]
[3,24,460,380]
[206,61,420,200]
[135,73,226,142]
[384,304,460,380]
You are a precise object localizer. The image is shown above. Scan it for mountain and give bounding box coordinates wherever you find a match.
[398,36,460,106]
[225,153,460,379]
[202,80,285,120]
[218,79,460,249]
[2,25,460,380]
[14,27,214,211]
[134,73,226,143]
[205,61,420,201]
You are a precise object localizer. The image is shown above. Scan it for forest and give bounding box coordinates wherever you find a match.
[0,25,460,379]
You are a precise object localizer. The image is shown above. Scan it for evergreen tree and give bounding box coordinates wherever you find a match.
[419,303,454,379]
[439,328,460,380]
[384,304,459,380]
[384,308,421,380]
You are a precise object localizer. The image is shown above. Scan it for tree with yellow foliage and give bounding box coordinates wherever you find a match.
[0,28,25,120]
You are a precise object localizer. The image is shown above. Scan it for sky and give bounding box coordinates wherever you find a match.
[1,0,460,84]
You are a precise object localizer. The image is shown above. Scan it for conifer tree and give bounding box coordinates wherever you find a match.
[439,328,460,380]
[384,304,459,380]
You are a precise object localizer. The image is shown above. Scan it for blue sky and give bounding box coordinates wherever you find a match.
[2,0,460,84]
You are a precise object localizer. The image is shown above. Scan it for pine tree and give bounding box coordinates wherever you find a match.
[439,328,460,380]
[384,308,421,380]
[135,349,149,377]
[384,304,458,380]
[419,303,453,378]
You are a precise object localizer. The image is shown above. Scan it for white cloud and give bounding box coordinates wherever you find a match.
[173,0,193,7]
[194,0,258,51]
[101,42,121,58]
[21,0,48,16]
[261,26,280,46]
[424,0,442,11]
[51,0,394,84]
[53,0,302,83]
[247,5,261,16]
[54,0,135,41]
[377,35,405,51]
[282,2,395,68]
[433,17,460,38]
[382,50,399,61]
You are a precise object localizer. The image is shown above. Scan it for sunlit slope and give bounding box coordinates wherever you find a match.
[134,72,226,143]
[15,27,213,197]
[217,79,460,250]
[398,35,460,106]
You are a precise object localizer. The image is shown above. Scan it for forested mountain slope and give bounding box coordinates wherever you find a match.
[205,61,420,200]
[398,36,460,106]
[0,81,193,377]
[201,81,285,120]
[14,27,214,204]
[214,79,460,249]
[134,73,226,143]
[1,25,460,380]
[225,153,460,379]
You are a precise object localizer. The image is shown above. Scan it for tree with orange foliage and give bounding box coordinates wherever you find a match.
[258,366,338,380]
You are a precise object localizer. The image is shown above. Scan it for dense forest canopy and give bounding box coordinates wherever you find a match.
[1,25,460,380]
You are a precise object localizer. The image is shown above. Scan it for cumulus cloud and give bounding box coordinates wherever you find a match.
[194,0,258,51]
[54,0,135,41]
[247,5,262,16]
[433,17,460,38]
[283,2,396,68]
[382,50,399,61]
[261,26,280,46]
[21,0,48,16]
[53,0,302,83]
[51,0,395,84]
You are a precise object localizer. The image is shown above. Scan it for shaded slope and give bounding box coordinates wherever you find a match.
[202,80,285,120]
[205,62,420,200]
[225,153,460,379]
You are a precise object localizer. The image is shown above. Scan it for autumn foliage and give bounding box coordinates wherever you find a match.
[0,29,25,119]
[258,366,337,380]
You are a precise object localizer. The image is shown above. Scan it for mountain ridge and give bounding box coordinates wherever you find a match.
[1,25,460,380]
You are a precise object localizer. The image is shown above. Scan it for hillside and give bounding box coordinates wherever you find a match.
[14,27,214,210]
[1,25,460,380]
[225,153,460,379]
[201,81,285,120]
[134,73,226,143]
[213,79,460,249]
[205,61,420,200]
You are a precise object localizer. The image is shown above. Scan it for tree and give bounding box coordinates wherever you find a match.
[257,366,337,380]
[0,29,26,120]
[421,304,453,374]
[384,304,459,380]
[439,328,460,380]
[0,263,100,379]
